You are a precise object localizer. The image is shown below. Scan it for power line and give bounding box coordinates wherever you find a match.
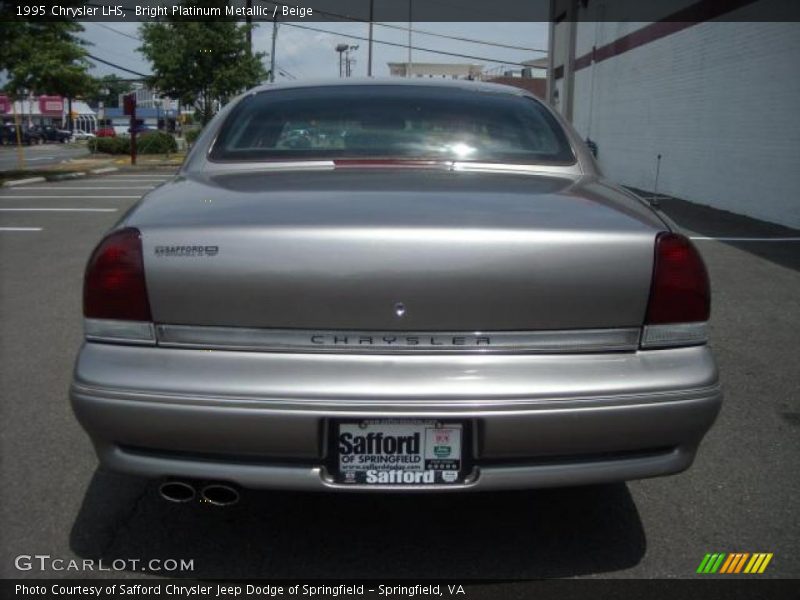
[279,52,308,79]
[374,23,545,53]
[87,12,535,75]
[92,22,141,42]
[87,0,542,54]
[89,38,144,66]
[89,9,532,69]
[88,34,294,81]
[86,54,150,78]
[275,65,297,79]
[258,0,545,53]
[278,21,532,67]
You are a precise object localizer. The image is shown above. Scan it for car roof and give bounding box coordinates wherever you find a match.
[247,77,533,98]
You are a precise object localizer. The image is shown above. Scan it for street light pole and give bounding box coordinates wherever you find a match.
[345,45,358,77]
[336,44,348,78]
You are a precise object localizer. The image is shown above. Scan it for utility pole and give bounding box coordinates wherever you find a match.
[123,93,137,166]
[407,0,412,77]
[245,0,252,56]
[270,16,278,82]
[367,0,374,76]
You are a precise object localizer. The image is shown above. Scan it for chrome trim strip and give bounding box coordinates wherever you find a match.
[203,160,336,173]
[85,319,156,345]
[203,160,581,176]
[452,161,582,176]
[641,322,708,349]
[155,325,640,354]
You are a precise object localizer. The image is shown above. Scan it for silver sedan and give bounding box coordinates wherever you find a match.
[70,80,721,503]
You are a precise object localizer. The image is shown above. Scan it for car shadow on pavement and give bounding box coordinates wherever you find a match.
[70,469,645,578]
[628,191,800,273]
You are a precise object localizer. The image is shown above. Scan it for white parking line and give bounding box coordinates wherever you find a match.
[0,208,118,212]
[0,195,142,199]
[17,187,154,190]
[690,236,800,242]
[0,227,42,231]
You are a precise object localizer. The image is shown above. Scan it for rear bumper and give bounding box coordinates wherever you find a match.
[70,342,722,491]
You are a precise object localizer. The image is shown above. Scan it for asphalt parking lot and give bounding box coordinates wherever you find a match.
[0,172,797,581]
[0,143,89,171]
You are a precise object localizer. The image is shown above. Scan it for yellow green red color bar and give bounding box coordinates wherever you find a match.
[697,553,773,574]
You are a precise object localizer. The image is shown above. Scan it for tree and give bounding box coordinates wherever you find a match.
[0,20,96,100]
[0,15,97,130]
[139,1,267,125]
[86,75,133,109]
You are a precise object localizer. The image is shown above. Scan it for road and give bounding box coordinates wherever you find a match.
[0,142,90,170]
[0,173,797,582]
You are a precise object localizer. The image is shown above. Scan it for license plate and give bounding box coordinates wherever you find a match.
[335,419,463,485]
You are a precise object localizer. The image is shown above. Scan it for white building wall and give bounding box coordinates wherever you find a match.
[570,17,800,228]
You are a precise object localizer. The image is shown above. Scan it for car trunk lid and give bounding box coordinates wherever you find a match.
[131,169,663,331]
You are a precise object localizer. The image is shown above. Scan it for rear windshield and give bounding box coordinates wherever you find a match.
[209,85,576,164]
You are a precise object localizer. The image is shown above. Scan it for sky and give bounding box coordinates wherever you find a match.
[79,21,549,81]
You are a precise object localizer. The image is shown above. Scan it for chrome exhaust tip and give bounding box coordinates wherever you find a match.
[200,483,240,507]
[158,480,196,503]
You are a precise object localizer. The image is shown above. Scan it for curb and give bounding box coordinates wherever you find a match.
[2,177,46,187]
[48,172,87,181]
[1,167,119,187]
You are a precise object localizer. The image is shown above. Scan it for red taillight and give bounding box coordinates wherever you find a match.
[83,228,152,321]
[645,232,710,324]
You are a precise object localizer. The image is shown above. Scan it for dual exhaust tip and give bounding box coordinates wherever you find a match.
[158,480,240,506]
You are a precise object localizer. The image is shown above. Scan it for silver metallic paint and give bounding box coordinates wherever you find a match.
[71,342,720,489]
[132,170,662,330]
[73,343,719,405]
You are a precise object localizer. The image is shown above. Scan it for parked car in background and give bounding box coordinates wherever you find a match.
[113,125,130,136]
[35,125,73,143]
[129,124,156,135]
[95,127,115,138]
[1,124,41,145]
[24,126,45,144]
[71,80,721,503]
[0,124,15,145]
[71,130,96,141]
